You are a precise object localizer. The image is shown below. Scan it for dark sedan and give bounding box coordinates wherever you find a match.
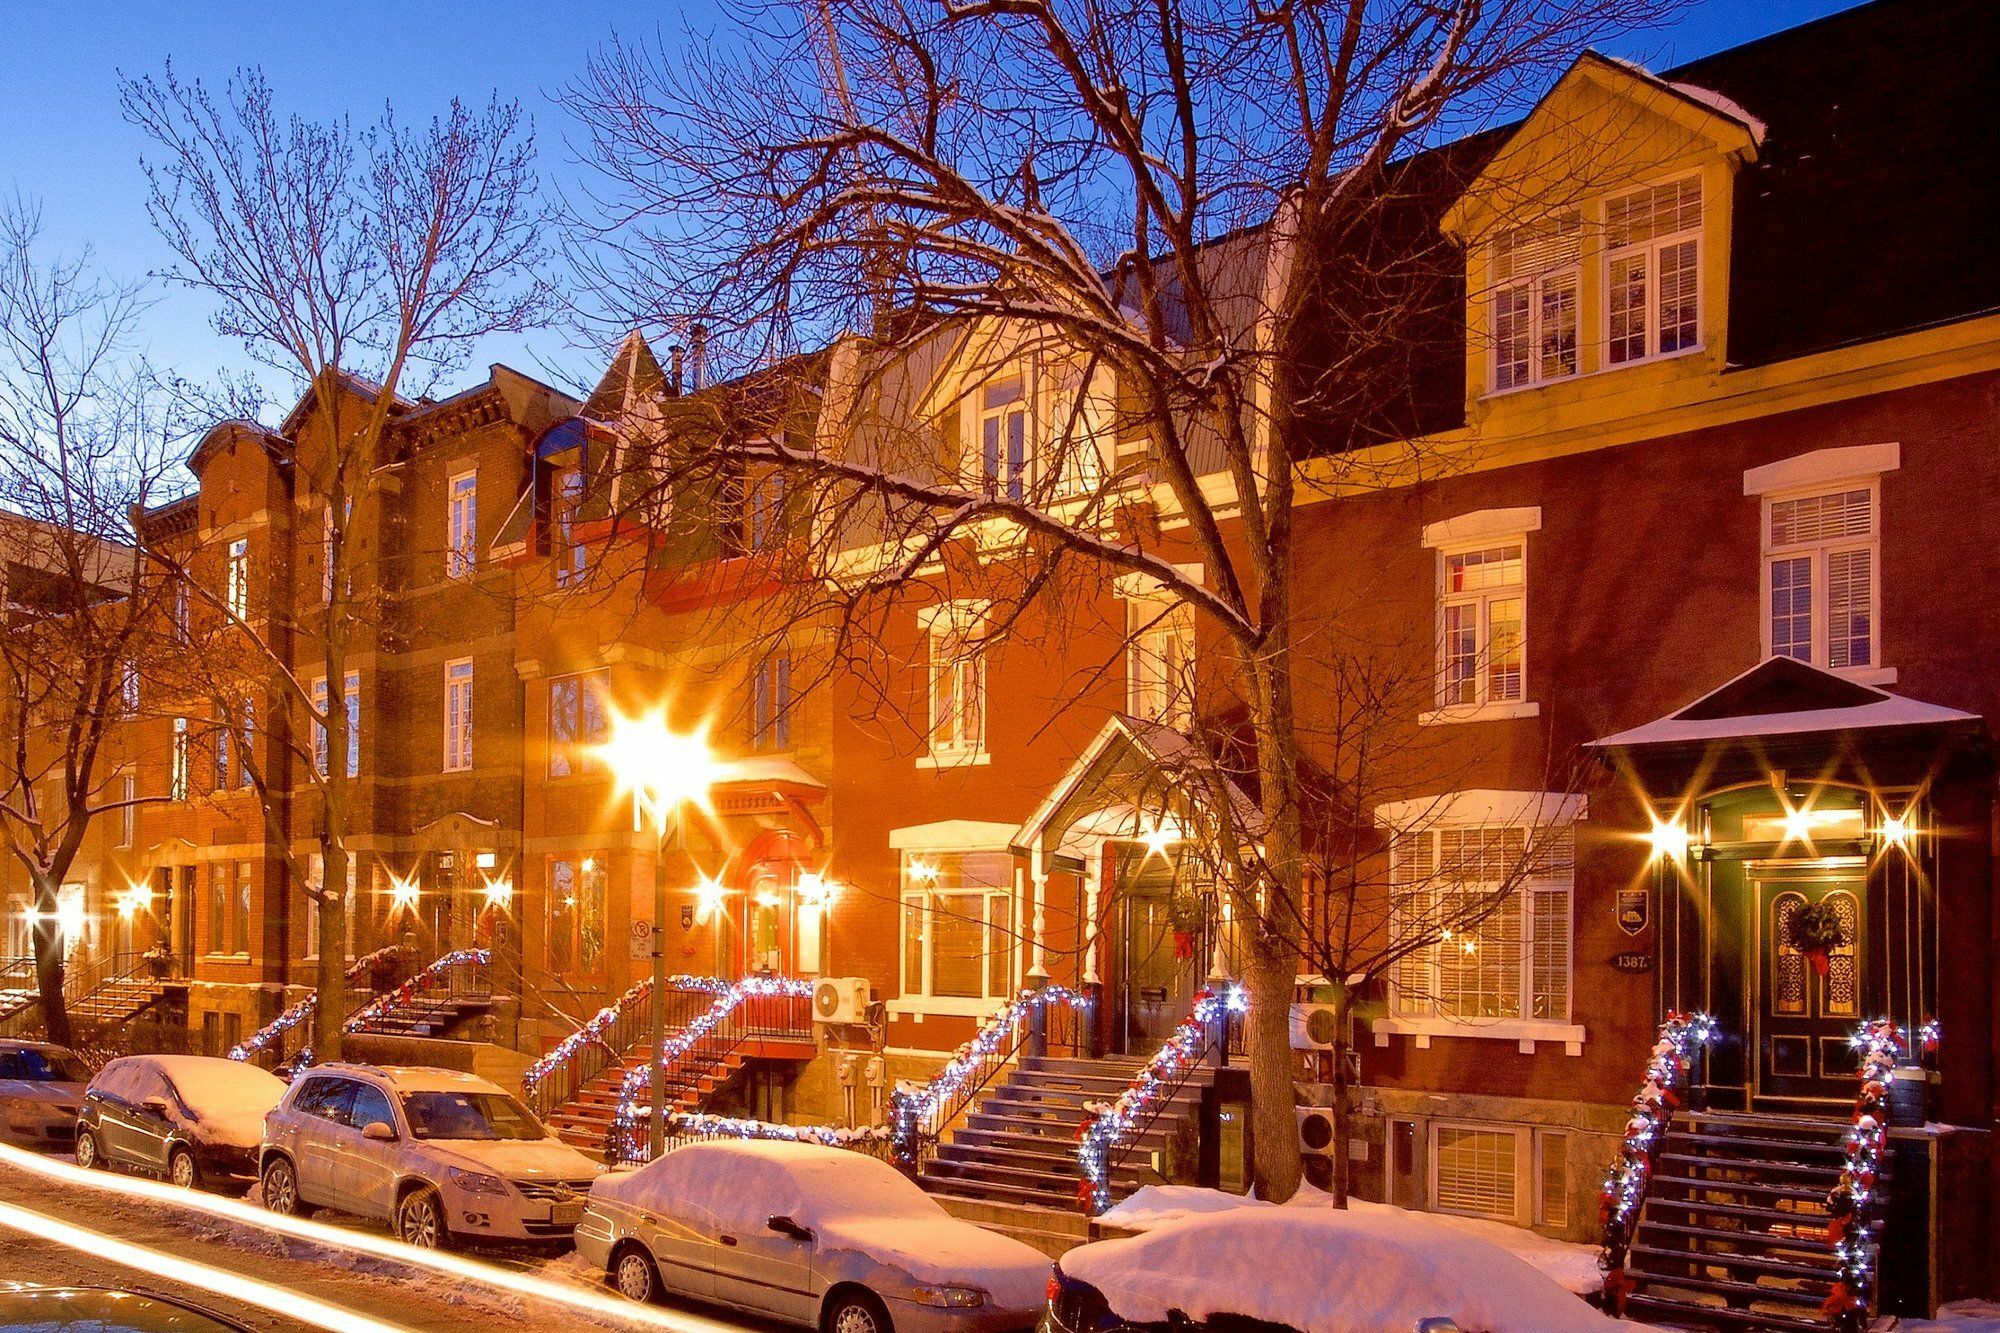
[75,1056,283,1193]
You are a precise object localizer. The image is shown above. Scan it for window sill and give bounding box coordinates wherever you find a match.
[1418,700,1540,727]
[1372,1015,1584,1056]
[887,996,1009,1021]
[1478,343,1705,400]
[201,952,253,963]
[916,750,991,771]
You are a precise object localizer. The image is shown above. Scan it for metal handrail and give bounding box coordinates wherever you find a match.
[1077,990,1241,1213]
[523,980,727,1121]
[0,949,153,1040]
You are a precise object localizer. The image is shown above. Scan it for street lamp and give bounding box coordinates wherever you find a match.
[596,707,722,1158]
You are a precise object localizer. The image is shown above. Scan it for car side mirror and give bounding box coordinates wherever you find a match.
[361,1121,397,1142]
[140,1096,171,1117]
[767,1215,813,1242]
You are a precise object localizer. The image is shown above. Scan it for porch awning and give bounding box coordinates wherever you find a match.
[1587,656,1984,752]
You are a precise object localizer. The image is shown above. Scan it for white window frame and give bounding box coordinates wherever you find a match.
[447,470,478,579]
[1420,511,1540,725]
[1534,1128,1571,1229]
[169,717,189,802]
[321,505,335,603]
[225,538,249,619]
[752,655,792,752]
[1428,1121,1521,1223]
[554,468,587,587]
[1602,174,1704,368]
[443,658,474,773]
[310,676,329,778]
[919,602,989,767]
[970,376,1030,502]
[891,846,1019,1016]
[1486,211,1581,393]
[1125,595,1195,727]
[1759,479,1882,677]
[547,671,611,778]
[116,772,135,848]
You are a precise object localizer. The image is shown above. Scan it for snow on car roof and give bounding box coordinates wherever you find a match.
[315,1064,510,1095]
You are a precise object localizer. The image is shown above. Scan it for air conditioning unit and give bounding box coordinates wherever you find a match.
[1290,1002,1342,1051]
[812,976,872,1025]
[1297,1105,1337,1190]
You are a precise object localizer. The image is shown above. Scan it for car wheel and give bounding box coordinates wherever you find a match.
[261,1157,305,1216]
[168,1147,199,1190]
[396,1186,451,1250]
[74,1130,101,1170]
[824,1289,893,1333]
[611,1245,661,1303]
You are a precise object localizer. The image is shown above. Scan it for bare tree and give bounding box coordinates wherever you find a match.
[120,67,551,1059]
[0,201,182,1048]
[569,0,1676,1198]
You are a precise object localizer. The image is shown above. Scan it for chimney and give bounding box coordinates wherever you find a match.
[668,344,685,398]
[689,323,709,393]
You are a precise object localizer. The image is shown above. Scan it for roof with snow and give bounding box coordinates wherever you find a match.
[1587,656,1985,751]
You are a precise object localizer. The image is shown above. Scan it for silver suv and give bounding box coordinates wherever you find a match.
[259,1063,601,1250]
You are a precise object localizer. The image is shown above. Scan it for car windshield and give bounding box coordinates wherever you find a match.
[398,1090,546,1141]
[0,1049,89,1082]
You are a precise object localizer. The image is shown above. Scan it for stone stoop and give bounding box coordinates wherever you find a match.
[936,1193,1094,1260]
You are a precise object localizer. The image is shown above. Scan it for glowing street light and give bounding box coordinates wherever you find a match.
[594,706,721,1159]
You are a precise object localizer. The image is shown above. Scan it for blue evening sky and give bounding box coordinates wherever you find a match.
[0,1,1863,411]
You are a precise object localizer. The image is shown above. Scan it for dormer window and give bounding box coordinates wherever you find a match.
[1605,176,1702,364]
[978,378,1027,501]
[1491,213,1580,391]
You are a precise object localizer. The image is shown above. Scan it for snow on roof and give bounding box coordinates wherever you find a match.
[1590,657,1981,749]
[716,755,827,790]
[322,1063,507,1095]
[1594,52,1768,143]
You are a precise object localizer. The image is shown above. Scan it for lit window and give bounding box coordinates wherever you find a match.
[1764,485,1877,670]
[976,378,1028,501]
[899,851,1015,1000]
[927,614,986,759]
[343,671,359,779]
[225,538,249,619]
[443,658,474,772]
[448,471,478,579]
[116,772,135,848]
[1437,542,1525,708]
[1605,177,1702,365]
[207,863,230,955]
[170,717,189,802]
[1390,821,1572,1023]
[1432,1125,1518,1222]
[548,673,610,777]
[1489,212,1580,391]
[1126,598,1195,726]
[547,856,607,975]
[752,656,792,752]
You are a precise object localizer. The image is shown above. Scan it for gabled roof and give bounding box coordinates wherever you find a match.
[1013,714,1265,860]
[1588,656,1983,751]
[585,330,670,418]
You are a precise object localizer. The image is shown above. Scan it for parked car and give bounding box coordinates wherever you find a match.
[258,1063,602,1251]
[0,1040,90,1150]
[577,1139,1048,1333]
[1043,1207,1619,1333]
[0,1283,254,1331]
[75,1055,283,1192]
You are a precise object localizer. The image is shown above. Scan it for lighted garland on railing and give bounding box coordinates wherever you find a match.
[521,978,655,1100]
[1073,984,1246,1216]
[668,1110,893,1150]
[227,947,405,1064]
[1821,1017,1902,1331]
[281,948,492,1073]
[1598,1010,1717,1310]
[887,984,1090,1168]
[608,974,813,1162]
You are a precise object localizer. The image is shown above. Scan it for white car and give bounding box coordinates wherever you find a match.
[258,1063,602,1249]
[576,1139,1049,1333]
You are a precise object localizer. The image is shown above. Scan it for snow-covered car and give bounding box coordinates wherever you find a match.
[0,1040,90,1149]
[576,1139,1049,1333]
[258,1063,602,1250]
[0,1283,254,1331]
[1044,1207,1622,1333]
[75,1054,284,1191]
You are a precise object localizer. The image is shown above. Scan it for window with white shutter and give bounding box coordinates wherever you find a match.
[1762,485,1878,670]
[1489,212,1580,391]
[1437,541,1526,709]
[1605,177,1703,365]
[1432,1125,1518,1221]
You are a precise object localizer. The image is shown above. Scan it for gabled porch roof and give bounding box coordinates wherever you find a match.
[1587,656,1984,752]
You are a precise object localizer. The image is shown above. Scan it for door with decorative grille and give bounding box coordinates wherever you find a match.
[1753,870,1865,1105]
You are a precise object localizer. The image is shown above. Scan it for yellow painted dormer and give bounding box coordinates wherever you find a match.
[1444,52,1762,437]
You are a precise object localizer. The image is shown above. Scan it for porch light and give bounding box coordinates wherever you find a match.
[481,876,513,909]
[1647,817,1690,861]
[692,873,727,924]
[388,873,421,914]
[798,872,839,913]
[1879,812,1912,848]
[1140,816,1178,862]
[1781,807,1814,842]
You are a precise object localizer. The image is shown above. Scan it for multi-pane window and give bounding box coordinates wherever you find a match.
[213,717,231,790]
[311,673,360,779]
[233,860,251,954]
[927,619,986,758]
[447,471,478,579]
[1605,177,1702,365]
[238,701,255,789]
[1127,599,1195,726]
[899,851,1016,1000]
[311,677,329,777]
[119,662,139,717]
[322,505,335,603]
[1437,543,1525,708]
[1490,212,1580,391]
[1390,821,1573,1023]
[1764,486,1877,670]
[548,673,611,777]
[207,864,229,954]
[1433,1125,1518,1221]
[977,379,1028,501]
[547,856,607,975]
[444,659,474,772]
[170,717,189,802]
[748,475,787,552]
[225,539,249,619]
[554,467,587,587]
[752,656,792,751]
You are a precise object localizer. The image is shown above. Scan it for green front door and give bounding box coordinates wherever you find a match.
[1753,869,1865,1105]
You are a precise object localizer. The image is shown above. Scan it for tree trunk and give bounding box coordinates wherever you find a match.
[30,871,72,1049]
[313,842,347,1061]
[1327,986,1354,1205]
[1243,640,1305,1203]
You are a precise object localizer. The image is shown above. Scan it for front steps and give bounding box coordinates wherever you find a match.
[1623,1109,1861,1332]
[936,1193,1094,1259]
[545,1044,752,1152]
[918,1053,1214,1212]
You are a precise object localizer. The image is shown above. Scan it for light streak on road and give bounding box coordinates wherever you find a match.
[0,1141,744,1332]
[0,1198,403,1333]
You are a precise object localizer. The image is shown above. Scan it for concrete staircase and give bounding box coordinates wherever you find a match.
[545,1043,752,1152]
[917,1053,1213,1212]
[350,990,491,1039]
[1623,1109,1859,1331]
[68,976,170,1032]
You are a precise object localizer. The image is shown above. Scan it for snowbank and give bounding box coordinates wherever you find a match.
[1100,1183,1603,1297]
[1063,1206,1618,1333]
[593,1140,1048,1310]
